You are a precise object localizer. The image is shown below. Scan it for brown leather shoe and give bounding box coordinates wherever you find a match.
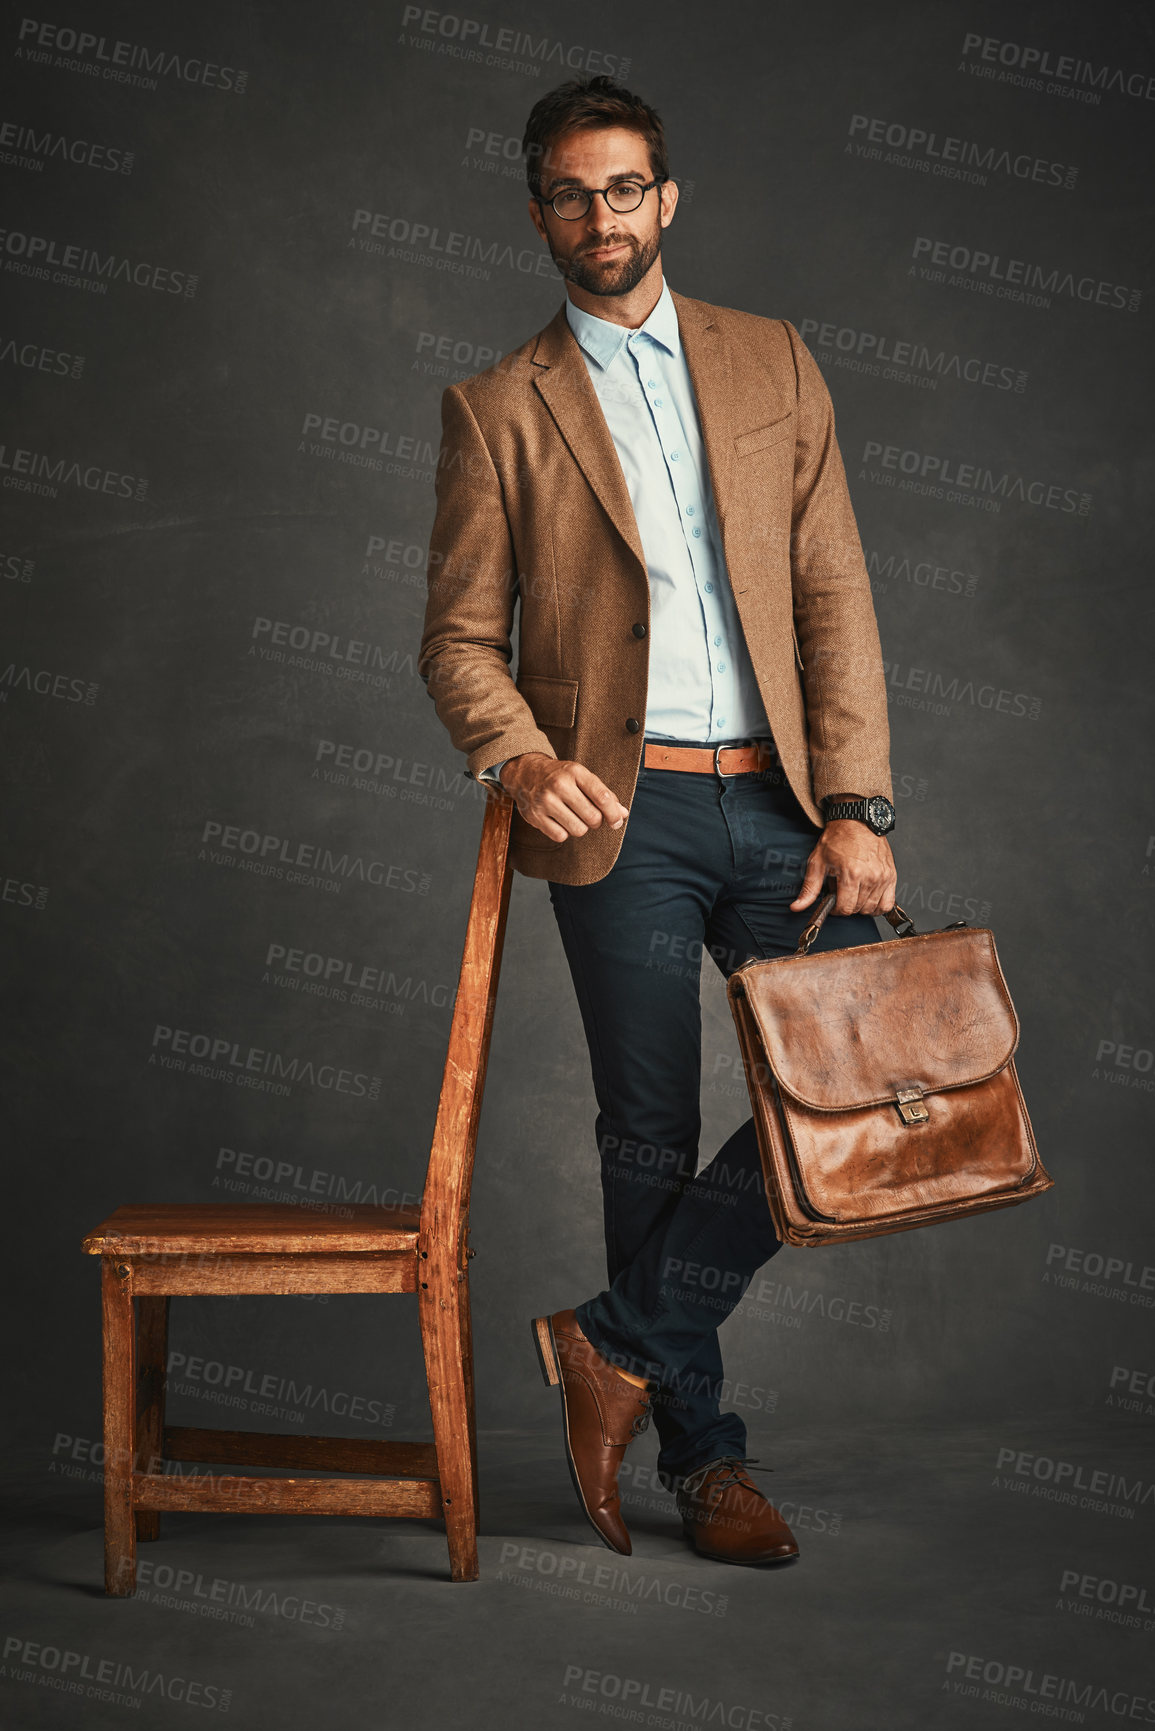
[532,1308,652,1555]
[676,1457,799,1565]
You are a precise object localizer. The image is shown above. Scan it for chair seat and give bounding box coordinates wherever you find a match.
[82,1203,421,1257]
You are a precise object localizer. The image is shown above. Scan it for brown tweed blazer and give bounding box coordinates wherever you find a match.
[418,287,892,886]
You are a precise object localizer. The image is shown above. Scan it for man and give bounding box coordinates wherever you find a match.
[419,75,897,1567]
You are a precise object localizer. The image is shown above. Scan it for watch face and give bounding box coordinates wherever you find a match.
[868,796,895,834]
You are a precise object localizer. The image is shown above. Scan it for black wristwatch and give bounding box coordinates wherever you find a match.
[821,794,896,835]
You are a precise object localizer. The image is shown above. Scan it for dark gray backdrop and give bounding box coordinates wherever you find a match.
[3,2,1153,1727]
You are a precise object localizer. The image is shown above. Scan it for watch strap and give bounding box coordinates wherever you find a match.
[822,793,895,834]
[822,797,870,824]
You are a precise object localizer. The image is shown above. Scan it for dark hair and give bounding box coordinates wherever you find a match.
[521,74,669,202]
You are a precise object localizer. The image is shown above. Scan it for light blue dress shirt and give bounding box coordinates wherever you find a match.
[482,279,771,786]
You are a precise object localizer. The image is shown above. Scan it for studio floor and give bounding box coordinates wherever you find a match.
[2,1414,1150,1730]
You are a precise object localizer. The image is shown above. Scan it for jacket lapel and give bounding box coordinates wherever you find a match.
[670,290,735,531]
[530,287,735,568]
[531,305,647,574]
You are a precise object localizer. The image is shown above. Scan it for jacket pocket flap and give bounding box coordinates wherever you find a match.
[734,928,1019,1111]
[516,672,579,729]
[734,413,795,457]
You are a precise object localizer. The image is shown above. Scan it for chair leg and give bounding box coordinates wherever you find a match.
[101,1258,137,1595]
[459,1269,480,1531]
[135,1296,169,1542]
[420,1275,478,1582]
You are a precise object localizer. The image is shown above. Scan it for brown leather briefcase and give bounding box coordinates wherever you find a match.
[726,893,1053,1246]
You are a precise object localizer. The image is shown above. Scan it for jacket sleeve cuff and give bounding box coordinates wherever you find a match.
[467,729,557,782]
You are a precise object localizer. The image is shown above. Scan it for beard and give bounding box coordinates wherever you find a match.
[553,223,662,297]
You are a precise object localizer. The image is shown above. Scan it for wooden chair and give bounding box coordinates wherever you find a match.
[82,789,515,1591]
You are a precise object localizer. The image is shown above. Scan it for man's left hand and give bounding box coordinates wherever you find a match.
[790,821,897,918]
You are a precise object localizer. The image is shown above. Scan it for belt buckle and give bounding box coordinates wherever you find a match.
[714,740,758,777]
[713,741,733,777]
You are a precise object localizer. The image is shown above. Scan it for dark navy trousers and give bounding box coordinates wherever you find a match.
[547,741,880,1486]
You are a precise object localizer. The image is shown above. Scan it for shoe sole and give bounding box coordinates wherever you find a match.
[532,1314,629,1556]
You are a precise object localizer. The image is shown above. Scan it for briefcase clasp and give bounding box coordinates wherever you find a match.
[895,1086,929,1125]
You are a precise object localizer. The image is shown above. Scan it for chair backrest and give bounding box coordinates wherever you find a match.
[419,790,515,1249]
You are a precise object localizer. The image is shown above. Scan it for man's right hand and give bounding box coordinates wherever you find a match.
[499,753,629,843]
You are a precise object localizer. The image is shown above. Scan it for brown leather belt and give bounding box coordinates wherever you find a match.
[643,740,778,776]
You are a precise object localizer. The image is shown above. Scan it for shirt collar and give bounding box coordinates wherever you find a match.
[565,278,679,370]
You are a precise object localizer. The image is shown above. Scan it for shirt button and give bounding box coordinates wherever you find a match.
[716,661,727,672]
[669,451,680,461]
[717,717,726,727]
[685,505,695,516]
[692,527,702,538]
[632,622,647,638]
[654,397,664,407]
[648,378,658,388]
[713,635,722,646]
[704,583,714,594]
[626,717,641,734]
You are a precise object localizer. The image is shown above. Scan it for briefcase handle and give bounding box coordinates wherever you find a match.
[797,885,916,956]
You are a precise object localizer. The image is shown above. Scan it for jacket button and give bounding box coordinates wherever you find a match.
[625,717,640,734]
[632,622,647,638]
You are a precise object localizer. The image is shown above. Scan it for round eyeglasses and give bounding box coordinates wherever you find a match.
[538,177,665,221]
